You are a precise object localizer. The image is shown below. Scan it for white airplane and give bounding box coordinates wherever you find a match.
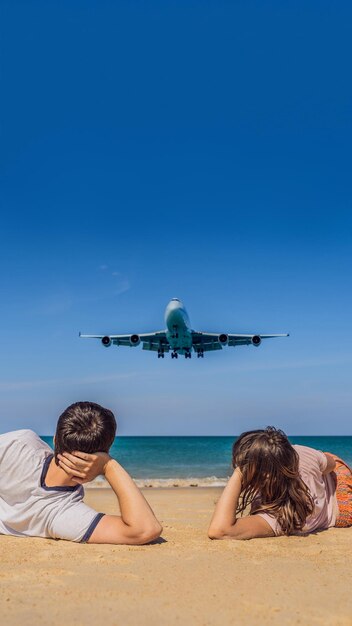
[79,298,289,359]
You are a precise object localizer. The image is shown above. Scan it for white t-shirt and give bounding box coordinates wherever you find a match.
[0,429,104,542]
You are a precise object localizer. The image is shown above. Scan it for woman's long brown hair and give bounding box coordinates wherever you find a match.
[232,427,314,535]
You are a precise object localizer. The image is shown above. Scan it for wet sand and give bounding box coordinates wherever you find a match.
[0,487,351,626]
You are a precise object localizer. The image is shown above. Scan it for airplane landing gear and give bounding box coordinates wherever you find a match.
[158,349,165,358]
[197,349,204,358]
[185,350,191,359]
[171,351,178,359]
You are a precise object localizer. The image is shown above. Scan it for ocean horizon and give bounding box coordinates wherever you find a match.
[41,435,352,488]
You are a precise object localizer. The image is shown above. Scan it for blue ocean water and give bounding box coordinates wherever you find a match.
[41,436,352,485]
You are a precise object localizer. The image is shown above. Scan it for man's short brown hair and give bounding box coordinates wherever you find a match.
[54,401,117,462]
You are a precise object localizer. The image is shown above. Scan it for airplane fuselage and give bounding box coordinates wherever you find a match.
[165,298,192,355]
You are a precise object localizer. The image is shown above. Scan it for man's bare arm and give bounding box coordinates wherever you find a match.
[58,452,162,545]
[88,459,162,544]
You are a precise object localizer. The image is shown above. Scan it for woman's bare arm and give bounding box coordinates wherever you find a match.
[208,468,274,540]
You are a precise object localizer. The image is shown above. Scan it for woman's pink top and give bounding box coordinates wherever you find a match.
[255,445,338,535]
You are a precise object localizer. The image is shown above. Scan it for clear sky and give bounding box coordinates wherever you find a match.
[1,1,351,435]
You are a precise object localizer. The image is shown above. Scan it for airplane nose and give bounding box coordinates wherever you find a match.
[165,298,184,324]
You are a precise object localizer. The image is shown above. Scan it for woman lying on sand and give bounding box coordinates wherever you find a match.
[208,427,352,540]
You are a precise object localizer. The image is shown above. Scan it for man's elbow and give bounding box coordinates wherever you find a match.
[134,521,163,545]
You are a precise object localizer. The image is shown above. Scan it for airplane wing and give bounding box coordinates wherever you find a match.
[191,331,289,351]
[79,331,169,351]
[140,332,170,352]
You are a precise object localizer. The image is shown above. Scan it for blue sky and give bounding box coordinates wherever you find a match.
[1,1,351,435]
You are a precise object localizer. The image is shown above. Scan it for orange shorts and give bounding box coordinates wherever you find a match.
[332,457,352,528]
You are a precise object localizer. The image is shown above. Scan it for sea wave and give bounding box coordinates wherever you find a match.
[85,476,228,488]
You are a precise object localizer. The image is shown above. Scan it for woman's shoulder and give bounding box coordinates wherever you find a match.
[293,444,327,474]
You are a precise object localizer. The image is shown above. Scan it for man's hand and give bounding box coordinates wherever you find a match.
[57,451,111,484]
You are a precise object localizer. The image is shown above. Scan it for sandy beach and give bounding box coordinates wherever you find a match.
[1,487,351,626]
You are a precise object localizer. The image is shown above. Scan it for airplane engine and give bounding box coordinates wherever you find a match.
[130,334,141,346]
[101,336,112,347]
[251,335,261,347]
[218,333,229,345]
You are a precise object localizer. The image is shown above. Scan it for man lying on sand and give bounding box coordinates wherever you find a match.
[0,402,162,544]
[208,427,352,540]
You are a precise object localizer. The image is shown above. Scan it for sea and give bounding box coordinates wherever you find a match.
[41,436,352,488]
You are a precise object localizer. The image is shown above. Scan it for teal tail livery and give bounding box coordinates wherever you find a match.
[79,298,289,359]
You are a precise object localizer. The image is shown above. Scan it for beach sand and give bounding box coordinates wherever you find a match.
[1,487,351,626]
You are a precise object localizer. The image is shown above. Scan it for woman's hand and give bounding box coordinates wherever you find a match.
[234,466,243,482]
[57,451,111,484]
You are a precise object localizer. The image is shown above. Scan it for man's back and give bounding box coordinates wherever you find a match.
[0,429,103,542]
